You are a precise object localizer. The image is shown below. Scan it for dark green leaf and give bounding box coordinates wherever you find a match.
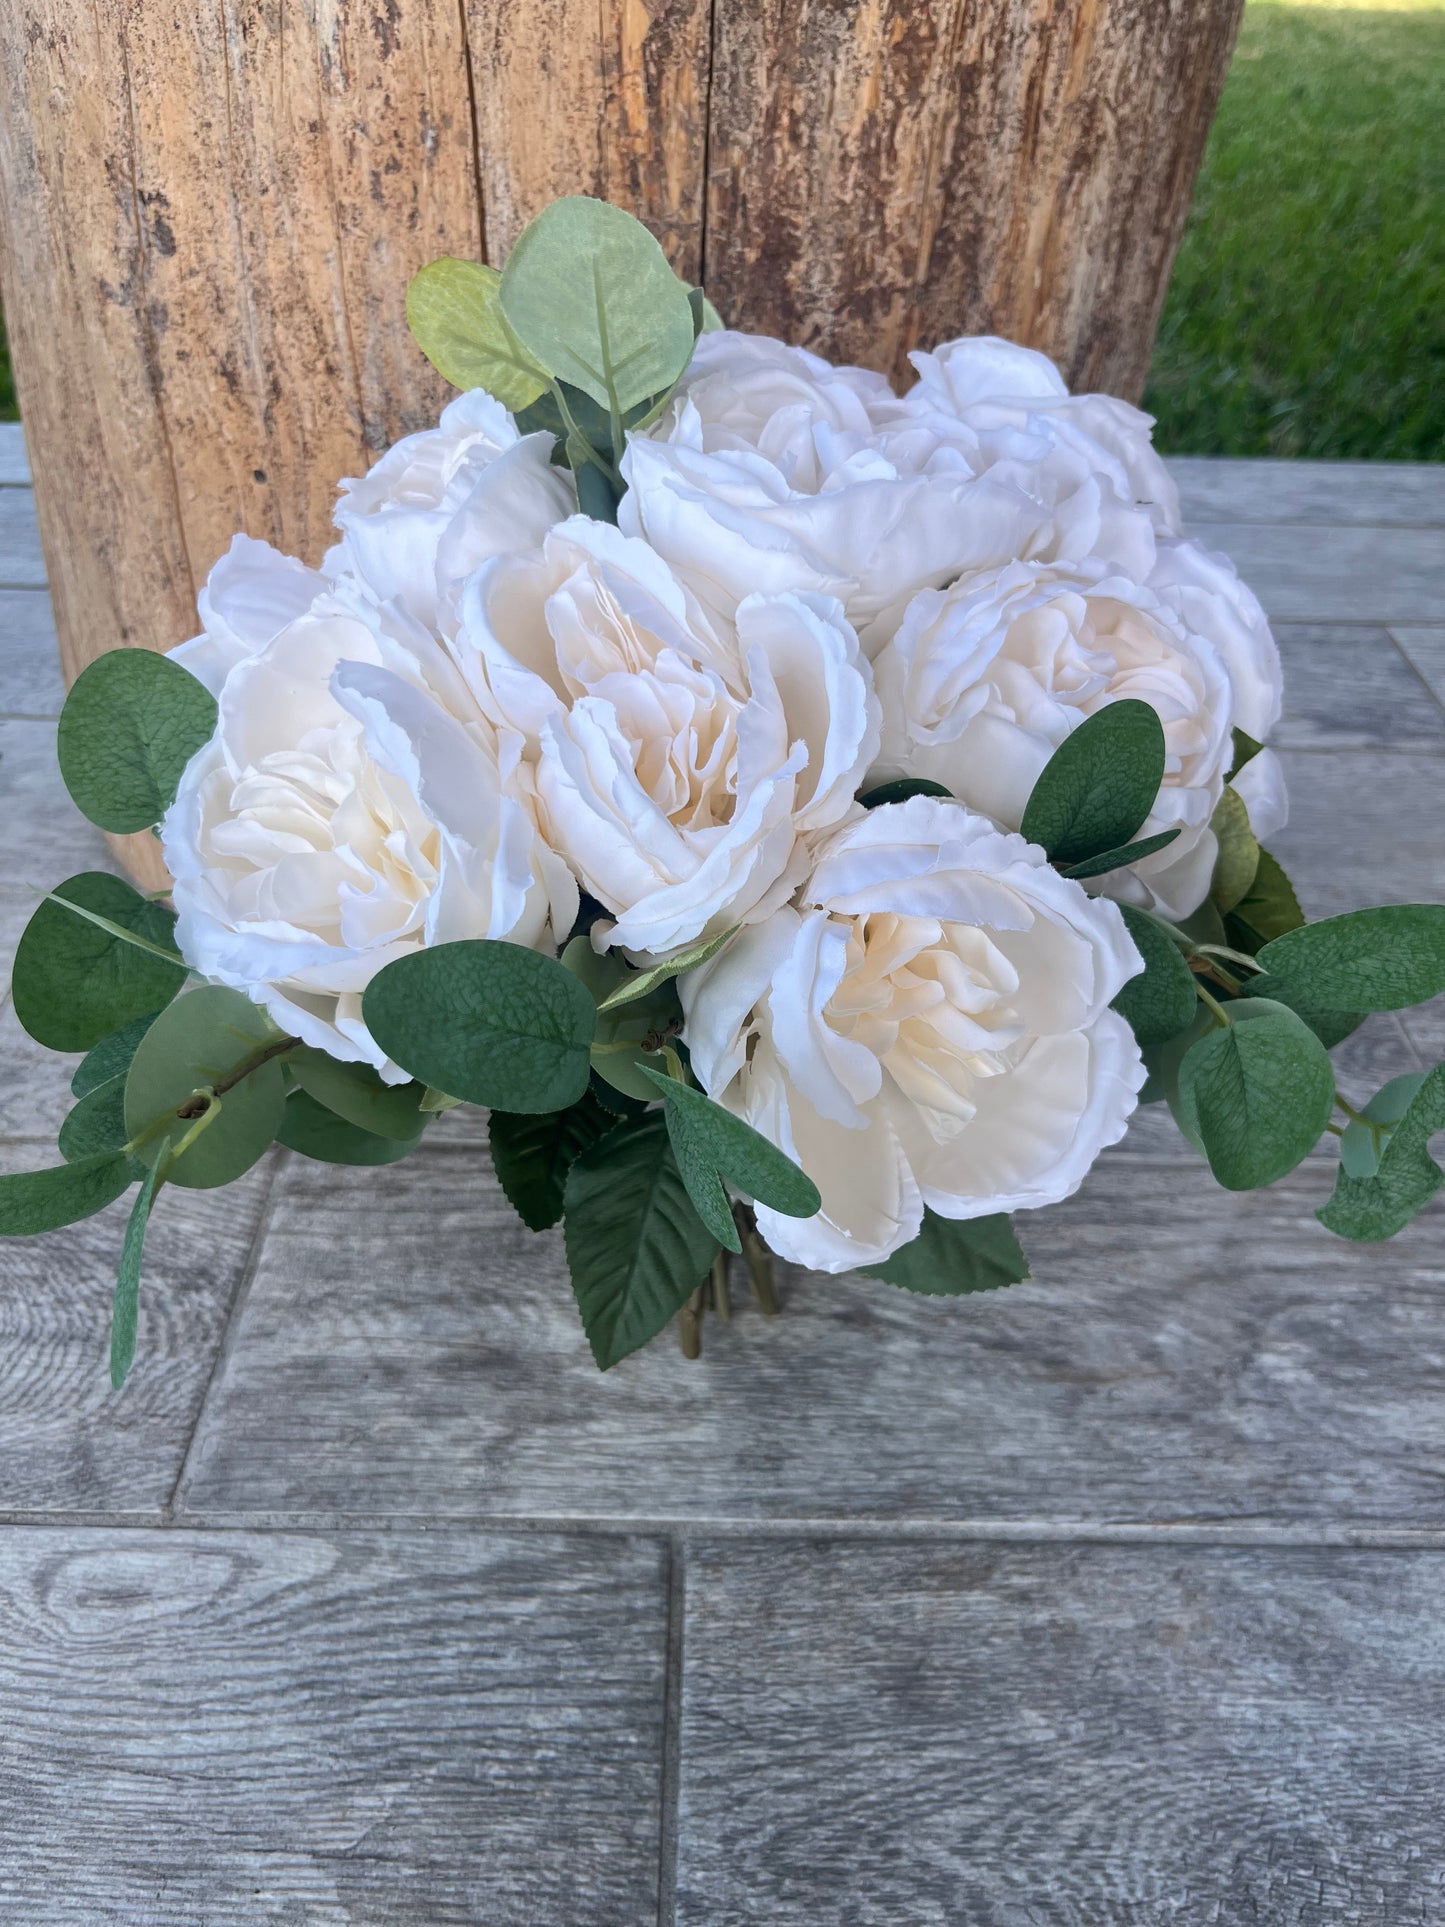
[404,257,549,408]
[111,1155,164,1389]
[1318,1065,1445,1242]
[1177,999,1335,1190]
[1057,828,1181,880]
[59,1077,138,1166]
[0,1153,135,1236]
[1228,727,1263,781]
[1019,699,1166,866]
[1255,905,1445,1014]
[563,1114,719,1369]
[1239,970,1363,1049]
[863,1209,1030,1296]
[1225,847,1305,955]
[574,459,621,524]
[595,928,734,1013]
[1111,905,1198,1046]
[639,1069,820,1221]
[1208,786,1260,914]
[124,986,287,1190]
[589,1068,648,1119]
[277,1090,422,1167]
[57,649,217,833]
[288,1048,428,1142]
[72,1010,162,1099]
[488,1092,615,1232]
[859,777,953,809]
[1338,1072,1428,1179]
[12,874,186,1051]
[362,940,596,1114]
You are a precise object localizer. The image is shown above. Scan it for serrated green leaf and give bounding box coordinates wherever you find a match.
[363,940,596,1114]
[1058,828,1182,880]
[1318,1065,1445,1241]
[277,1090,422,1167]
[488,1092,615,1232]
[639,1068,820,1223]
[1019,700,1166,866]
[563,1114,719,1369]
[1225,847,1305,954]
[1254,904,1445,1014]
[1208,785,1260,914]
[405,257,548,409]
[0,1153,135,1236]
[124,986,287,1190]
[12,874,186,1052]
[859,777,954,810]
[288,1048,428,1142]
[862,1209,1030,1296]
[59,1077,138,1167]
[1228,727,1263,782]
[72,1011,163,1100]
[57,648,217,833]
[500,196,696,417]
[596,928,736,1013]
[1111,905,1198,1047]
[111,1154,164,1389]
[1177,999,1335,1190]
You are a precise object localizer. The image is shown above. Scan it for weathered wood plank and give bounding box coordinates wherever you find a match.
[0,487,45,587]
[675,1542,1445,1925]
[0,1525,668,1922]
[178,1138,1445,1526]
[1270,748,1445,918]
[0,588,64,715]
[0,718,110,894]
[705,0,1243,393]
[0,1145,273,1514]
[1169,456,1445,531]
[0,422,31,485]
[1274,624,1445,749]
[1391,626,1445,710]
[1184,523,1445,625]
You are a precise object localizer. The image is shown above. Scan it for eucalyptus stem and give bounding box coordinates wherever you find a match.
[677,1286,704,1360]
[710,1249,732,1323]
[1194,980,1234,1028]
[733,1202,780,1316]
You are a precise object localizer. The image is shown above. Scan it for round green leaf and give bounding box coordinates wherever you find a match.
[1019,699,1166,866]
[1255,904,1445,1014]
[72,1010,164,1100]
[1319,1064,1445,1242]
[500,196,697,416]
[277,1091,422,1168]
[59,1077,137,1166]
[57,649,217,833]
[1339,1071,1429,1179]
[1176,999,1336,1190]
[362,940,596,1114]
[1226,847,1305,954]
[12,874,186,1052]
[1208,785,1260,914]
[1111,905,1198,1047]
[124,986,286,1190]
[288,1048,428,1142]
[405,257,549,409]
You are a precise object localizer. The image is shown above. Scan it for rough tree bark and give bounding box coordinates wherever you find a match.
[0,0,1241,879]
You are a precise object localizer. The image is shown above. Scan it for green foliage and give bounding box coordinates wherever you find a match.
[1176,998,1335,1190]
[277,1091,422,1167]
[0,1153,136,1237]
[595,928,734,1012]
[863,1210,1030,1296]
[1319,1065,1445,1241]
[639,1068,820,1243]
[562,1114,719,1368]
[288,1048,428,1142]
[859,777,954,809]
[72,1011,162,1100]
[1020,700,1166,867]
[404,258,548,409]
[499,196,696,418]
[1254,905,1445,1014]
[111,1155,164,1389]
[57,649,217,833]
[12,874,186,1052]
[59,1078,137,1167]
[1112,905,1198,1047]
[488,1092,615,1232]
[124,986,286,1189]
[1057,829,1180,881]
[1226,847,1305,954]
[1208,786,1260,914]
[362,940,596,1114]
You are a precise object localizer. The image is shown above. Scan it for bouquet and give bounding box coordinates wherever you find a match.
[6,197,1443,1382]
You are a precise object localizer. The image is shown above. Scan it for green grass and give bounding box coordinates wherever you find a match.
[1144,0,1445,460]
[0,307,15,421]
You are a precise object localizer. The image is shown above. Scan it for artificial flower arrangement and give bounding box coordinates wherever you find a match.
[5,196,1443,1382]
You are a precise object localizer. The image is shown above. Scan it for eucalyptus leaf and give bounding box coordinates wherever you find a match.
[277,1091,422,1168]
[111,1154,164,1390]
[12,874,186,1052]
[289,1048,428,1142]
[124,986,287,1190]
[863,1209,1030,1297]
[1176,999,1335,1190]
[0,1153,135,1237]
[1239,972,1364,1051]
[1057,828,1181,881]
[1338,1071,1429,1180]
[1019,699,1166,866]
[488,1092,615,1232]
[1318,1065,1445,1242]
[500,196,697,417]
[1228,727,1263,781]
[859,777,953,810]
[72,1011,163,1100]
[404,257,548,409]
[362,940,596,1114]
[1254,905,1445,1014]
[563,1114,719,1369]
[1111,905,1198,1047]
[59,1077,137,1167]
[1208,786,1260,914]
[574,459,621,524]
[1226,848,1305,954]
[596,928,736,1012]
[57,648,217,833]
[639,1068,821,1221]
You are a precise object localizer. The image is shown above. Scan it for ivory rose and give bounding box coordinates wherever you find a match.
[869,558,1237,920]
[163,588,574,1078]
[681,797,1146,1271]
[457,515,880,955]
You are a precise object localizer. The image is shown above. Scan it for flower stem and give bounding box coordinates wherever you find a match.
[677,1286,704,1360]
[733,1202,780,1316]
[1194,980,1234,1028]
[710,1250,732,1323]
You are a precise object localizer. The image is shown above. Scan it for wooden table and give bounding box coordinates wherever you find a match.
[2,431,1443,1923]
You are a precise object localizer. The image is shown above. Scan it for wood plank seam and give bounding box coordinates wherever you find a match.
[656,1530,687,1927]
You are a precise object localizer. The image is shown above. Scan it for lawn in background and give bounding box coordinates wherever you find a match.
[1144,0,1444,460]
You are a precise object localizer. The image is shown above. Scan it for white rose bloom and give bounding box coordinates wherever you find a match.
[163,596,574,1079]
[328,393,574,628]
[170,535,329,697]
[457,515,879,956]
[1147,535,1283,744]
[870,558,1235,921]
[682,798,1146,1271]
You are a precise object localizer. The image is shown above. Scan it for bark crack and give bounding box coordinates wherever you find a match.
[456,0,489,260]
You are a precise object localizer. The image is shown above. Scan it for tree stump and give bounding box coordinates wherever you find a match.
[0,0,1241,880]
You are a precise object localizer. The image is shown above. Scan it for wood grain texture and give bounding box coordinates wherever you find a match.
[1272,626,1445,751]
[0,1525,668,1922]
[0,585,66,716]
[1185,524,1445,625]
[1169,457,1445,531]
[704,0,1243,391]
[676,1541,1445,1925]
